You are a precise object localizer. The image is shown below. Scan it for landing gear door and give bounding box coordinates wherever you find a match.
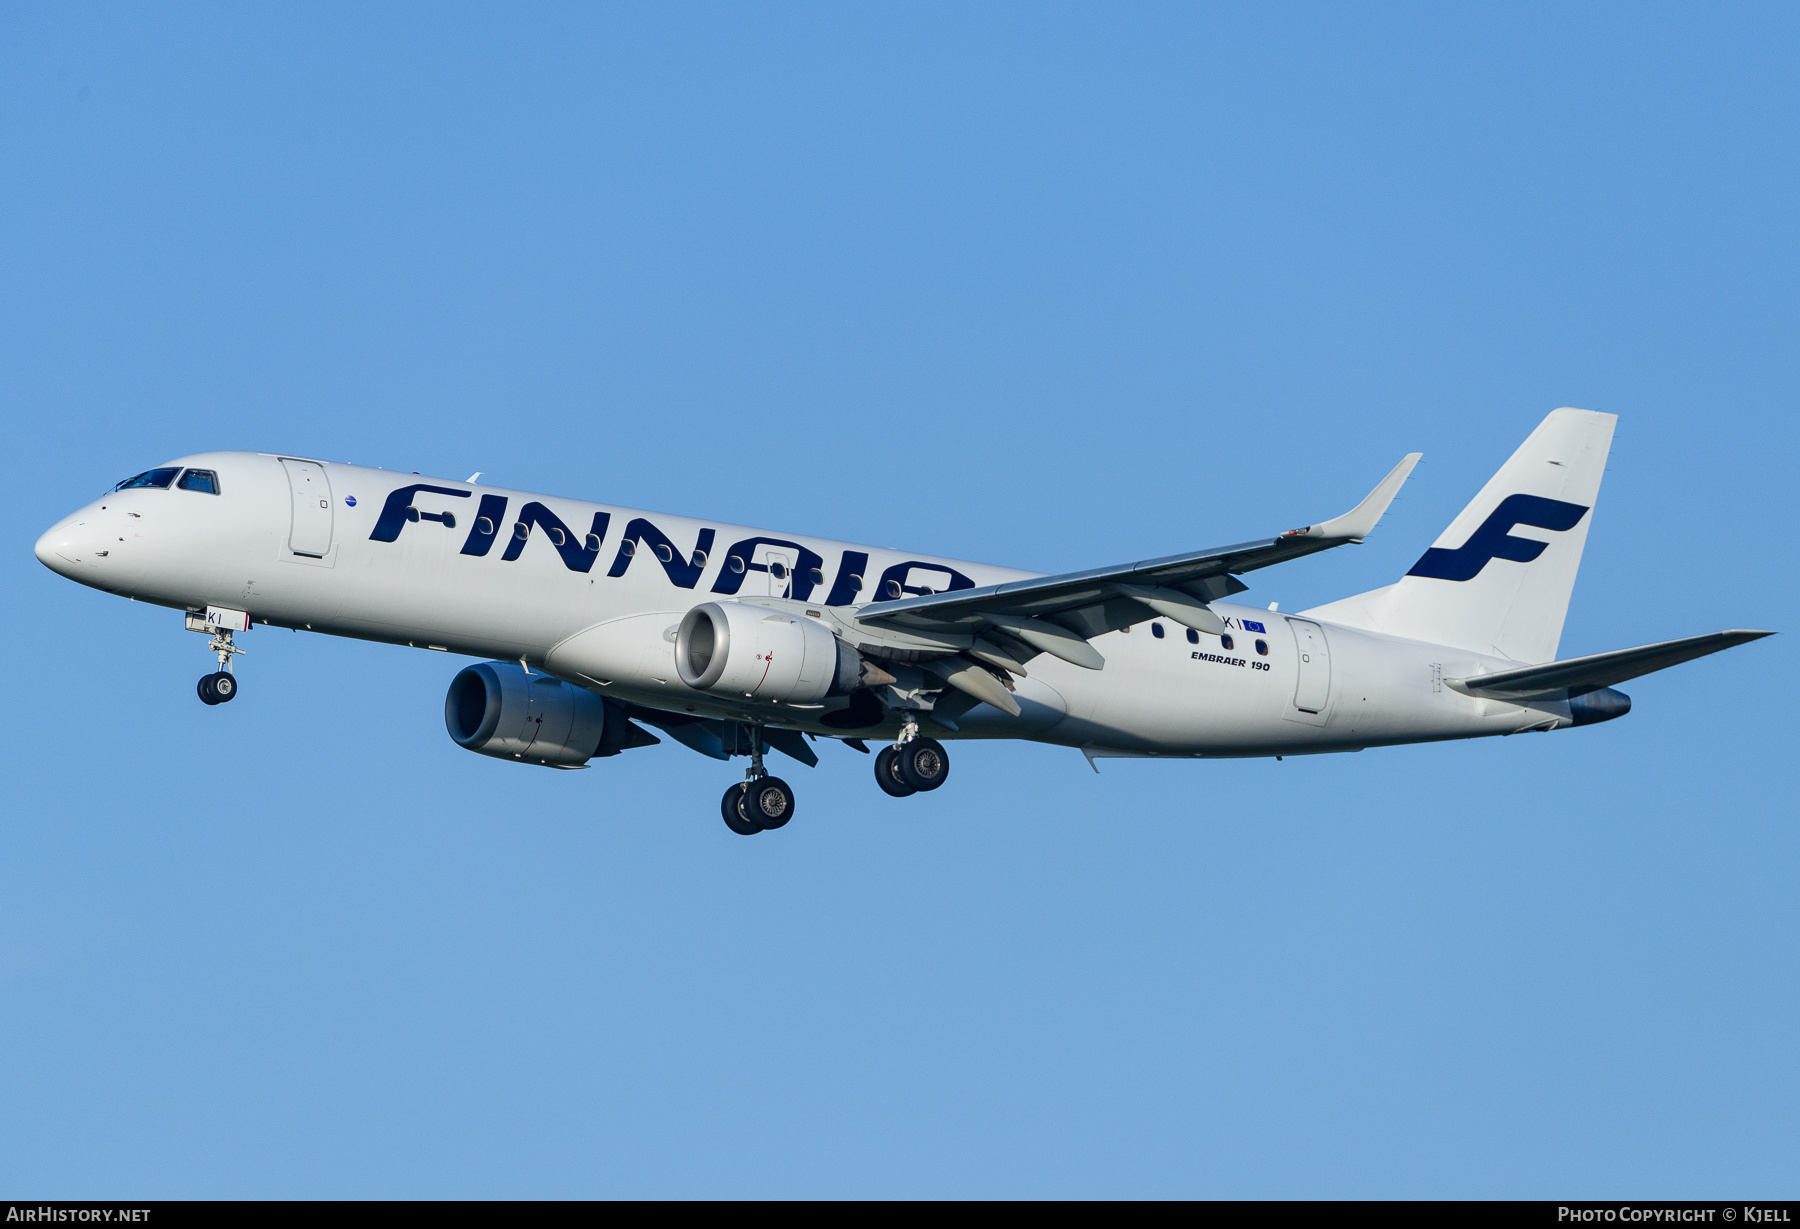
[281,458,334,558]
[1287,617,1332,719]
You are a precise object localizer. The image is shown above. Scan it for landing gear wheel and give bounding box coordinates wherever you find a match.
[721,783,761,836]
[874,746,917,797]
[896,737,949,791]
[743,777,795,830]
[197,672,237,705]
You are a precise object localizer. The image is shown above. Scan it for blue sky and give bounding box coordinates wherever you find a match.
[2,3,1794,1198]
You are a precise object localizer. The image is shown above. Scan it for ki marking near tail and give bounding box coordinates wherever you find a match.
[34,408,1773,837]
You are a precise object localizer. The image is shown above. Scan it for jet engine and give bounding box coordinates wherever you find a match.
[445,660,608,768]
[675,601,863,704]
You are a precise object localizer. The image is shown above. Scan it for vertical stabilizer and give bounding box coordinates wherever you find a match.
[1371,408,1616,663]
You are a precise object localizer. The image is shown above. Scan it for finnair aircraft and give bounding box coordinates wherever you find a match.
[35,408,1770,835]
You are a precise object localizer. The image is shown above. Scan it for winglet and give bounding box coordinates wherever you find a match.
[1289,452,1422,542]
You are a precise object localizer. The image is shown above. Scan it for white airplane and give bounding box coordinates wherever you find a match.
[35,408,1770,835]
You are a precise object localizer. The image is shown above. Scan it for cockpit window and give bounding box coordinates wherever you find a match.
[177,469,220,495]
[114,467,181,491]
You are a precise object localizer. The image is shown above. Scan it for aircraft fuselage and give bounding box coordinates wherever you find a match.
[34,450,1579,762]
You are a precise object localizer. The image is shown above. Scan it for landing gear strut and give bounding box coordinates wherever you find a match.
[196,626,245,706]
[719,722,796,836]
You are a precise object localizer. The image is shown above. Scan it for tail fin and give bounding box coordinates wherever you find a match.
[1323,408,1616,663]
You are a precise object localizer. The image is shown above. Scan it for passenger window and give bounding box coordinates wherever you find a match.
[769,561,787,579]
[847,574,863,590]
[1151,623,1165,639]
[513,522,530,540]
[809,567,824,585]
[1186,628,1199,644]
[584,533,601,551]
[114,467,180,491]
[548,528,566,546]
[728,555,746,573]
[1255,639,1268,656]
[691,549,708,568]
[621,539,636,556]
[656,543,673,563]
[1221,634,1234,651]
[176,469,220,495]
[475,517,495,535]
[884,579,902,598]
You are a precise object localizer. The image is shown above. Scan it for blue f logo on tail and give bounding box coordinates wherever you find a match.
[1407,494,1589,582]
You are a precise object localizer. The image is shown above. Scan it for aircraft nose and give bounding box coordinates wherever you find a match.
[35,517,94,578]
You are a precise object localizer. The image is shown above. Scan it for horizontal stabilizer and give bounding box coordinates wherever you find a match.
[1447,630,1774,700]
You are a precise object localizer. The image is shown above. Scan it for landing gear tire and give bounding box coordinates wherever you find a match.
[721,783,761,836]
[197,672,237,705]
[874,746,917,797]
[896,737,949,791]
[743,777,795,830]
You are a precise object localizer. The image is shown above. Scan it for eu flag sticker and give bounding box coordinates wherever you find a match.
[1243,620,1267,633]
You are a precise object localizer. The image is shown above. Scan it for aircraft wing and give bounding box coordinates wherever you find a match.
[620,701,820,766]
[1447,629,1775,701]
[853,452,1422,671]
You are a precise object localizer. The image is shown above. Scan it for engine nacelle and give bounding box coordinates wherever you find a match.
[445,660,608,768]
[675,601,861,704]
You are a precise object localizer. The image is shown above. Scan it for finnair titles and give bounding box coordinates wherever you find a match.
[36,409,1771,835]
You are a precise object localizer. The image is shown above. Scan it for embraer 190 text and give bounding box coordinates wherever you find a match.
[35,409,1771,834]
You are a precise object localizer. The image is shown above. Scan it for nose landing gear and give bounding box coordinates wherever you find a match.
[188,609,248,706]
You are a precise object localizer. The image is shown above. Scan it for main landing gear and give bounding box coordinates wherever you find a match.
[714,716,952,835]
[719,724,796,836]
[874,714,950,798]
[196,625,245,706]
